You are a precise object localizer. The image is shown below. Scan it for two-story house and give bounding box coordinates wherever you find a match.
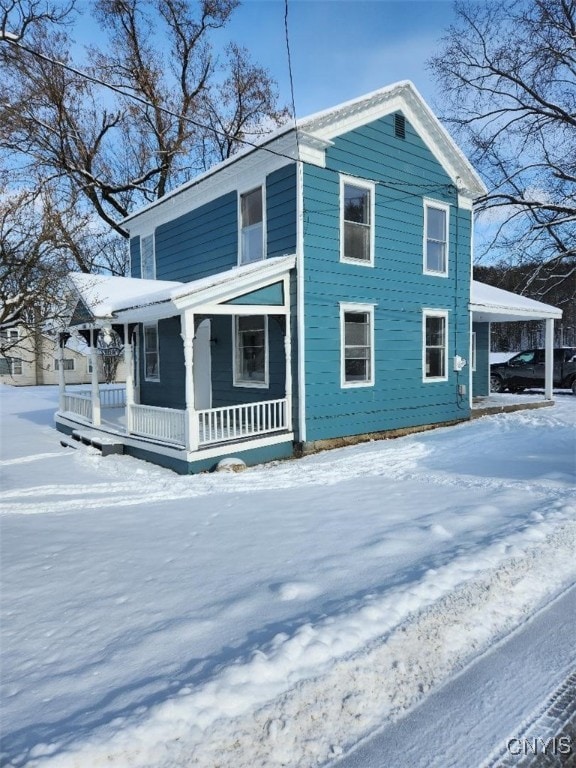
[57,81,561,472]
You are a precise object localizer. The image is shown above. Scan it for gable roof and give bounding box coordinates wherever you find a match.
[123,81,486,228]
[66,256,296,325]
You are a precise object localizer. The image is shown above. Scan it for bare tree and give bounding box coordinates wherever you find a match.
[430,0,576,308]
[0,0,288,249]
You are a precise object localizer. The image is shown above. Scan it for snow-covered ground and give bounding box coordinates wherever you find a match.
[1,385,575,768]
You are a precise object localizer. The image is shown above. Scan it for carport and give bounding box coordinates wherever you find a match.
[470,281,562,401]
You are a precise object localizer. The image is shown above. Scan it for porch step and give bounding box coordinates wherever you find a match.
[71,429,124,457]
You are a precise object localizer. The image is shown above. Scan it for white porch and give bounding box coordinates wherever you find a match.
[58,257,296,469]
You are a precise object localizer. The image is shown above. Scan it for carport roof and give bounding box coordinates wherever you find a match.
[470,281,562,323]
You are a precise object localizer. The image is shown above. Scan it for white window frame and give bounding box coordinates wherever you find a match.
[143,322,160,382]
[471,331,477,372]
[238,186,266,265]
[11,357,22,375]
[423,199,450,277]
[140,234,156,280]
[0,328,19,342]
[55,358,76,372]
[422,309,449,382]
[340,175,375,267]
[340,302,375,388]
[232,315,269,389]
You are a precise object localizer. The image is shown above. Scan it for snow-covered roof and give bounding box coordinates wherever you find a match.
[123,80,486,228]
[67,256,295,326]
[471,280,562,323]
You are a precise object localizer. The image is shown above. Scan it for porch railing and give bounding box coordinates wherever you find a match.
[198,398,287,446]
[62,392,93,422]
[128,403,186,446]
[77,386,126,408]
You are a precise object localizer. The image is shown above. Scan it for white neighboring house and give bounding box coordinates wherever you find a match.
[0,326,126,386]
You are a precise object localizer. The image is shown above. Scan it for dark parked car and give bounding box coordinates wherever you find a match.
[490,347,576,394]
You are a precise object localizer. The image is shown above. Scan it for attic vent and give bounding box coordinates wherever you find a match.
[394,113,406,139]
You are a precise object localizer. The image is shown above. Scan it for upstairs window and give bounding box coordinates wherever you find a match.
[144,323,160,381]
[424,200,449,275]
[0,357,22,375]
[234,315,268,387]
[341,177,374,265]
[240,187,264,264]
[141,234,156,279]
[340,303,375,387]
[423,311,448,381]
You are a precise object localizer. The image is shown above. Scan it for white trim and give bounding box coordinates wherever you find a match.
[340,175,375,267]
[340,302,376,388]
[232,315,269,389]
[296,161,306,444]
[55,357,76,372]
[423,198,450,277]
[192,430,294,462]
[471,330,477,372]
[422,309,449,382]
[143,322,160,382]
[238,184,267,266]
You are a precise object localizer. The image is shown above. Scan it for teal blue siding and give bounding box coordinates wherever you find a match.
[302,112,472,441]
[267,164,297,257]
[225,282,284,305]
[138,316,185,409]
[130,236,141,278]
[472,322,490,396]
[154,193,238,282]
[209,315,286,408]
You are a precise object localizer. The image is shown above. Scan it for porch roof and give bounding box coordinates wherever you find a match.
[67,255,296,326]
[470,280,562,323]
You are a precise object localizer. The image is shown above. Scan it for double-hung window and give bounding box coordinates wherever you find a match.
[423,310,448,381]
[341,176,374,265]
[54,358,75,371]
[144,323,160,381]
[424,200,449,276]
[234,316,268,387]
[240,187,264,264]
[340,303,375,387]
[141,234,156,279]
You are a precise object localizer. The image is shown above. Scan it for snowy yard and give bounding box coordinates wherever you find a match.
[1,385,575,768]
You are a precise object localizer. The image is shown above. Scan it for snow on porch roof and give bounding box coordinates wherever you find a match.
[67,255,296,325]
[471,280,562,323]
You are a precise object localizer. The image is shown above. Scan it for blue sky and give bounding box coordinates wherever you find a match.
[219,0,457,117]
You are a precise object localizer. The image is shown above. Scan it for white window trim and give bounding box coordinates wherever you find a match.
[232,315,269,389]
[422,309,449,382]
[143,322,160,382]
[340,302,376,388]
[140,233,156,280]
[11,358,23,375]
[423,198,450,277]
[340,175,375,267]
[471,331,477,372]
[238,185,266,266]
[55,358,76,372]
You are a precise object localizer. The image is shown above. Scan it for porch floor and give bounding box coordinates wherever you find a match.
[471,392,555,418]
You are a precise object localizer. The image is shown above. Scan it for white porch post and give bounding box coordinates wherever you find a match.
[544,318,554,400]
[284,318,293,432]
[90,328,101,426]
[124,323,134,433]
[181,311,199,452]
[58,334,66,412]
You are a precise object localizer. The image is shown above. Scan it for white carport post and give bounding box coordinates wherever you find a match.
[58,334,66,412]
[181,310,199,452]
[544,318,554,400]
[90,328,101,426]
[123,323,135,433]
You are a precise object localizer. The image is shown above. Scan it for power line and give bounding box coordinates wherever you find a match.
[284,0,299,156]
[1,35,297,165]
